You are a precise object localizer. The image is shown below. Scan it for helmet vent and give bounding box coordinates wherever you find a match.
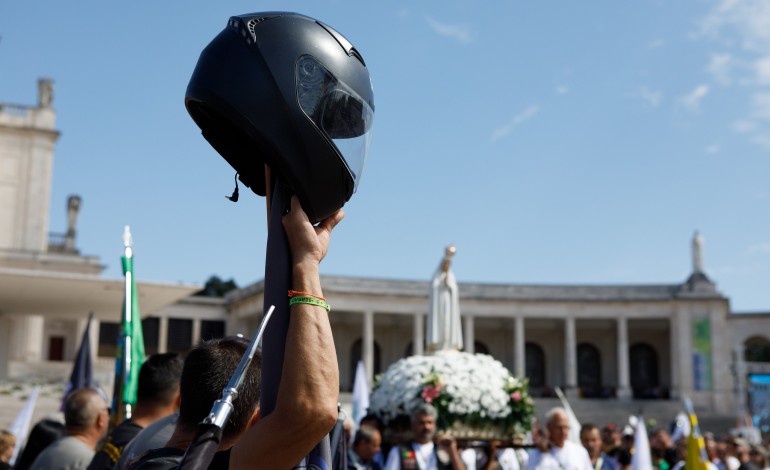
[228,15,278,45]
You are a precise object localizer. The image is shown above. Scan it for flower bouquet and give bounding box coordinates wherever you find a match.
[368,351,534,444]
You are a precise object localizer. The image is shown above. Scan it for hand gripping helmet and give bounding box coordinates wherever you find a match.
[185,12,375,222]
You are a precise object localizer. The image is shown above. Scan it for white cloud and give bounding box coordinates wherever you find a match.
[638,86,662,107]
[755,55,770,84]
[705,144,720,154]
[708,53,733,85]
[424,17,473,45]
[732,119,758,133]
[747,242,770,254]
[700,0,770,51]
[681,84,710,110]
[647,38,666,49]
[555,85,569,95]
[490,105,539,142]
[751,92,770,119]
[750,134,770,150]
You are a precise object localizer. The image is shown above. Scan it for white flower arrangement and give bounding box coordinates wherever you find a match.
[369,351,534,440]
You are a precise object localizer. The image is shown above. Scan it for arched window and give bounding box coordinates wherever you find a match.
[525,342,546,389]
[745,336,770,363]
[474,341,490,356]
[630,343,659,399]
[577,343,601,398]
[350,338,381,391]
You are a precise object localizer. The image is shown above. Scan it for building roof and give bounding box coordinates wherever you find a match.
[229,273,727,304]
[0,267,200,319]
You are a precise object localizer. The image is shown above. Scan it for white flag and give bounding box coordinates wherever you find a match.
[554,387,581,445]
[631,417,653,470]
[9,385,41,466]
[351,360,370,431]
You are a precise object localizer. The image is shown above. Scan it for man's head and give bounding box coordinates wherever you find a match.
[137,352,183,409]
[63,388,109,444]
[545,407,570,448]
[650,427,671,450]
[410,404,437,444]
[177,337,262,443]
[602,423,621,449]
[580,423,602,458]
[359,413,384,433]
[703,432,718,460]
[352,425,382,463]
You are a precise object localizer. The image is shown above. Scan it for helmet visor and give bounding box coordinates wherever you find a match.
[296,55,374,192]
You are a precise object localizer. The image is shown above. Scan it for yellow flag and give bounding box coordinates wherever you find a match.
[685,411,709,470]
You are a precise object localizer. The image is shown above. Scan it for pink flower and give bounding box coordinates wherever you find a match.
[421,384,443,403]
[511,391,522,402]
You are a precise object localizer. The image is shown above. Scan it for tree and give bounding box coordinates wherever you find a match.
[195,275,238,297]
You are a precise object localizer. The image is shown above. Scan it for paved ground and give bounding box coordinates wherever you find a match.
[0,382,67,432]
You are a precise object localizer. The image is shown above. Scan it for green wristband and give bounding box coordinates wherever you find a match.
[289,295,330,312]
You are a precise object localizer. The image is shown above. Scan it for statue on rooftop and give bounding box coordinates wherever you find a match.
[426,245,463,353]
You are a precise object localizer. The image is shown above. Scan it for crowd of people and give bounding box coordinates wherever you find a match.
[0,200,768,470]
[344,406,770,470]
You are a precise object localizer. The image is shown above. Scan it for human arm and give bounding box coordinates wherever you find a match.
[230,195,343,469]
[437,434,467,470]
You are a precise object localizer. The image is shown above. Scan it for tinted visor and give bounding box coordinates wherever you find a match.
[296,55,374,191]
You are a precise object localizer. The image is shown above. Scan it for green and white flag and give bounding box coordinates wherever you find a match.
[112,226,146,423]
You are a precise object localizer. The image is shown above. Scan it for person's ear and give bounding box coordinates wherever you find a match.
[248,407,261,428]
[97,408,109,430]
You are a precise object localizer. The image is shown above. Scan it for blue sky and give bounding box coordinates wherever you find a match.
[1,1,769,311]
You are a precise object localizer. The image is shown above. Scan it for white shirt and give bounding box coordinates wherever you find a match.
[525,441,593,470]
[462,447,528,470]
[384,441,436,470]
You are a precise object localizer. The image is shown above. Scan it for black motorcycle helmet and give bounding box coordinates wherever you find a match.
[185,12,375,222]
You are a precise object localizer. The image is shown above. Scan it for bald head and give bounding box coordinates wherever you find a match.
[64,388,107,434]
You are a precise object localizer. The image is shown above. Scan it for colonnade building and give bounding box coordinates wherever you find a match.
[227,253,770,420]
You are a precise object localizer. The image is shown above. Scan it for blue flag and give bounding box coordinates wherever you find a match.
[62,312,94,407]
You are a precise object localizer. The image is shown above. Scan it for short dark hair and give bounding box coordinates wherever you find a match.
[359,414,384,433]
[137,352,184,406]
[353,425,380,447]
[580,423,600,435]
[178,337,261,440]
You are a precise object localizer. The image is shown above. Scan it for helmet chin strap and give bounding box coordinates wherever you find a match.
[226,173,239,202]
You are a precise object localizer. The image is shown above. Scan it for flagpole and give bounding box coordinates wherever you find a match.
[112,225,134,426]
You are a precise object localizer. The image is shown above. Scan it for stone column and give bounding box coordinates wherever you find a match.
[10,315,45,361]
[514,316,525,378]
[616,317,631,399]
[675,306,693,398]
[158,317,169,353]
[89,318,100,358]
[669,315,680,399]
[565,317,577,394]
[413,313,424,356]
[0,316,10,379]
[363,310,374,385]
[192,319,201,347]
[464,316,474,354]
